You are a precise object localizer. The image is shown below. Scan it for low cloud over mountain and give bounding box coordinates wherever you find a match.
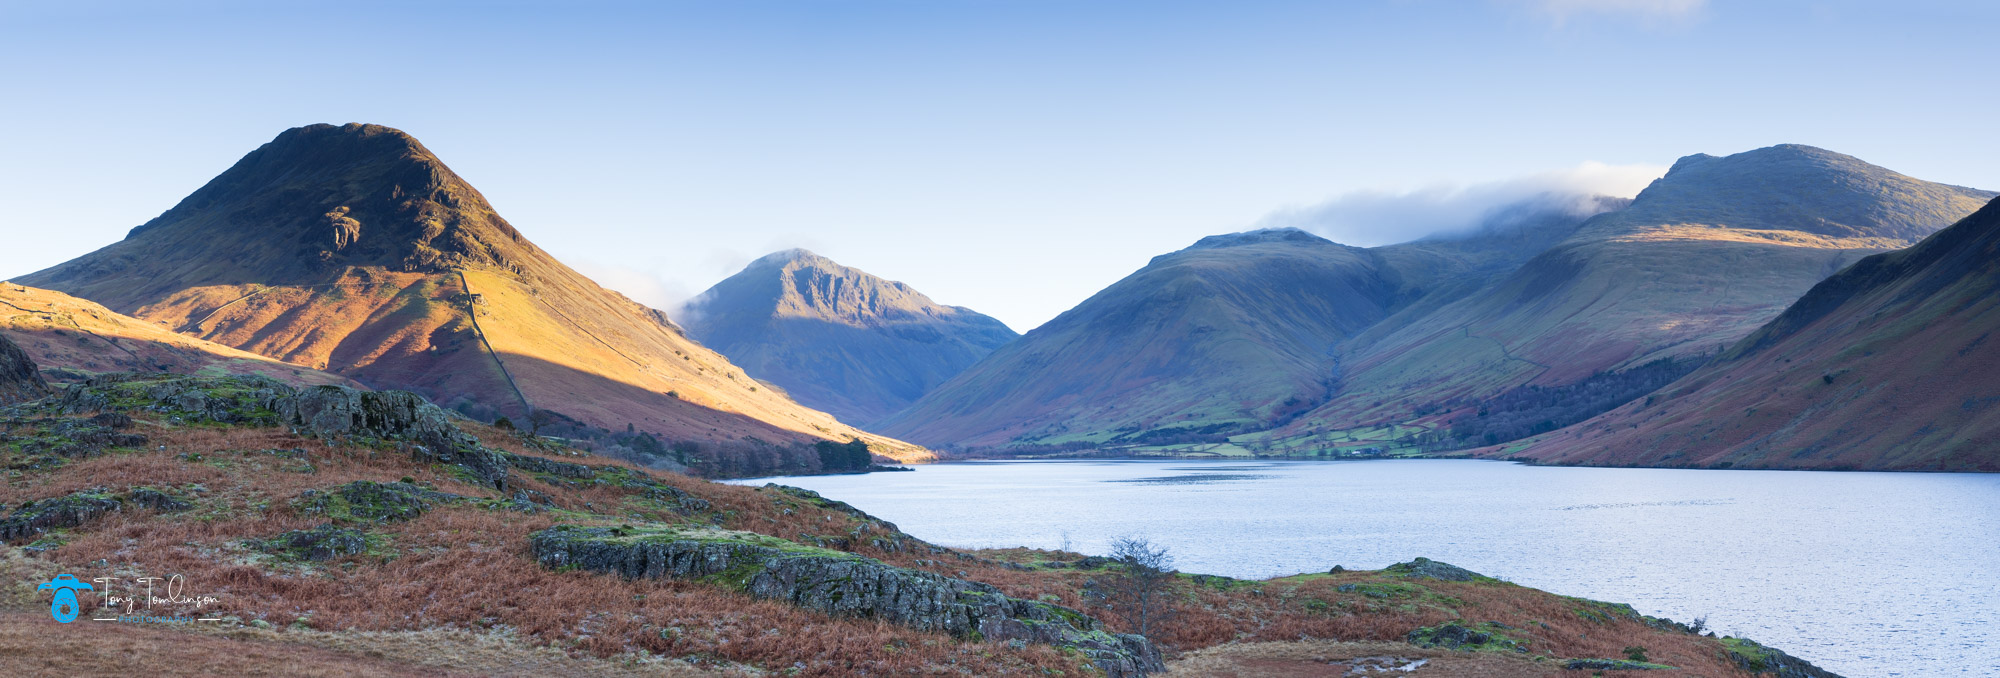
[1254,161,1667,246]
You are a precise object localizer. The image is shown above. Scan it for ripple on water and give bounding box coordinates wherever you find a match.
[1108,473,1277,485]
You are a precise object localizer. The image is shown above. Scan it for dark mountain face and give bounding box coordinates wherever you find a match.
[1507,197,2000,471]
[19,124,929,462]
[680,249,1017,426]
[0,332,50,405]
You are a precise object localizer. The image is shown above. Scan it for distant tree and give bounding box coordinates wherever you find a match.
[815,438,872,472]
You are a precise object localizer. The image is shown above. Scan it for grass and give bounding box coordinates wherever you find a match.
[1,398,1789,677]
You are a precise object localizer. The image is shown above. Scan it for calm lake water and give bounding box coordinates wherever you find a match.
[734,459,2000,677]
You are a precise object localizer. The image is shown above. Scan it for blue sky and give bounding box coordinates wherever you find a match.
[2,0,1994,331]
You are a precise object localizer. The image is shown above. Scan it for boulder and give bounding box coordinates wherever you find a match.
[293,481,462,523]
[0,335,50,405]
[1406,621,1528,653]
[0,492,123,541]
[275,386,510,489]
[257,524,371,561]
[1385,557,1484,582]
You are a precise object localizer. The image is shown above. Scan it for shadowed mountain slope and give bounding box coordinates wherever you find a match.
[1,283,357,389]
[1266,145,1995,452]
[1501,196,2000,471]
[19,123,927,462]
[680,249,1016,426]
[876,228,1404,448]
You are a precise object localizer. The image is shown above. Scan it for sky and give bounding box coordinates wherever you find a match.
[1,1,1995,332]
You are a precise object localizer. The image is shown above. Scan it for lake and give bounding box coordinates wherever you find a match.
[732,459,2000,677]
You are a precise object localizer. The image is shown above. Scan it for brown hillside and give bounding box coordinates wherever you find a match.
[17,124,926,462]
[0,283,356,389]
[1500,196,2000,471]
[0,373,1805,677]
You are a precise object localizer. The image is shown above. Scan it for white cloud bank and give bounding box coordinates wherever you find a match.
[1255,161,1668,247]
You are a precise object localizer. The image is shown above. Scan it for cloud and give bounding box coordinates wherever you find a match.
[1518,0,1707,24]
[1255,161,1667,247]
[570,260,699,314]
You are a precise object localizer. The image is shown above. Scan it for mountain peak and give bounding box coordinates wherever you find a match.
[757,248,831,266]
[104,123,528,282]
[691,250,951,325]
[1602,144,1995,242]
[681,252,1018,425]
[1187,227,1334,251]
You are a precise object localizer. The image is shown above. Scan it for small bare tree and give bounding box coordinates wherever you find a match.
[1107,536,1176,637]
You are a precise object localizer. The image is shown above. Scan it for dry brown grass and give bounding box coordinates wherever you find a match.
[1,412,1758,676]
[1162,639,1557,678]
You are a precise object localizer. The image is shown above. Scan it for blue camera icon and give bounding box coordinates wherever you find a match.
[38,574,94,623]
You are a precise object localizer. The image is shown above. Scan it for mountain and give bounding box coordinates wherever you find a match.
[1499,196,2000,471]
[887,145,1991,454]
[1263,145,1996,453]
[877,228,1404,447]
[881,200,1627,450]
[0,332,49,405]
[1,283,358,388]
[679,249,1017,426]
[19,123,927,463]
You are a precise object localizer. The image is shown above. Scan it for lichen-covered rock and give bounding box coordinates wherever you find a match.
[126,487,193,512]
[532,524,1163,677]
[293,481,461,523]
[762,483,898,530]
[1385,557,1484,582]
[274,386,509,489]
[38,374,510,488]
[504,453,599,480]
[1406,621,1528,653]
[1724,637,1846,678]
[256,524,372,561]
[0,492,122,541]
[0,415,149,461]
[0,335,51,405]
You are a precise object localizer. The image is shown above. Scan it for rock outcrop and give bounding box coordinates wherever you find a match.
[0,333,49,405]
[0,487,192,542]
[1724,637,1846,678]
[41,374,510,488]
[256,524,372,561]
[1384,557,1486,582]
[293,481,463,523]
[531,524,1164,676]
